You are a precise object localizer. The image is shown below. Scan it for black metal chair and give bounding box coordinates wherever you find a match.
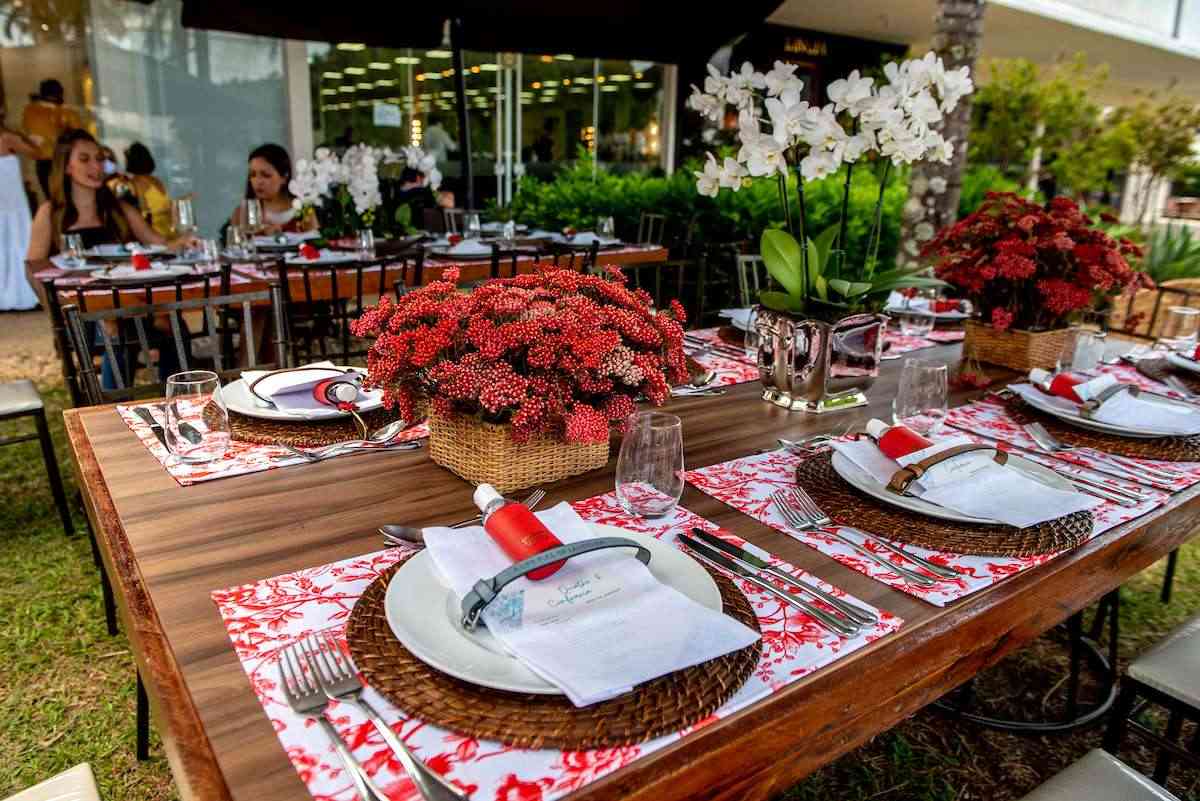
[637,211,666,245]
[546,240,600,273]
[0,381,73,539]
[61,286,286,762]
[489,242,542,279]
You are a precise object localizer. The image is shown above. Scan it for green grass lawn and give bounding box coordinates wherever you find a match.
[0,378,1196,800]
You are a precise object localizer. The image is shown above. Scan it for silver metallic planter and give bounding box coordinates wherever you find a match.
[754,309,889,413]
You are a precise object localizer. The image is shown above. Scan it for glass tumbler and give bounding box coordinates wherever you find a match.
[62,233,85,266]
[243,198,263,232]
[1059,327,1107,372]
[1158,306,1200,351]
[599,216,615,238]
[356,228,376,260]
[197,238,221,272]
[171,197,196,237]
[893,359,949,436]
[895,308,935,338]
[165,370,231,463]
[615,412,684,518]
[464,212,482,239]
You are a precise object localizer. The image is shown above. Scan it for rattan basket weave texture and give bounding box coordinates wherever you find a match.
[428,411,609,492]
[962,320,1069,372]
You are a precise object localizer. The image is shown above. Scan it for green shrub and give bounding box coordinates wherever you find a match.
[957,164,1023,219]
[1140,223,1200,284]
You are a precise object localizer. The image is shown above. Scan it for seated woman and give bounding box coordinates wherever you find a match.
[124,141,172,237]
[227,143,315,235]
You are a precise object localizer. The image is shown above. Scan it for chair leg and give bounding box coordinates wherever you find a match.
[1103,679,1137,754]
[1066,610,1083,719]
[1161,549,1178,604]
[136,670,150,761]
[1153,708,1184,784]
[34,410,73,537]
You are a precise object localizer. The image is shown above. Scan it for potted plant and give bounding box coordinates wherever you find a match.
[922,192,1148,370]
[687,53,971,412]
[289,144,439,241]
[350,266,689,492]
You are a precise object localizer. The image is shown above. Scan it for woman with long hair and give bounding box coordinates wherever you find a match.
[26,128,177,262]
[228,143,314,234]
[0,107,38,309]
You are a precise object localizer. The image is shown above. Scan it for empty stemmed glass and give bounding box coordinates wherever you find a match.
[464,212,482,239]
[615,412,684,518]
[61,233,85,266]
[598,216,615,238]
[356,229,376,260]
[1157,306,1200,351]
[225,226,254,259]
[893,359,948,436]
[171,197,196,238]
[165,371,230,463]
[195,238,221,273]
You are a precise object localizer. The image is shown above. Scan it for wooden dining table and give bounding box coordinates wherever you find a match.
[63,344,1200,801]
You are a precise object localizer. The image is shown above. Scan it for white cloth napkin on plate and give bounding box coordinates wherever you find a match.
[253,230,319,246]
[570,232,619,246]
[1008,381,1200,436]
[240,361,361,414]
[445,239,491,255]
[718,308,754,331]
[829,436,1099,528]
[424,503,760,706]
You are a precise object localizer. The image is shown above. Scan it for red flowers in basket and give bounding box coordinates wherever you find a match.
[921,192,1149,331]
[351,265,689,444]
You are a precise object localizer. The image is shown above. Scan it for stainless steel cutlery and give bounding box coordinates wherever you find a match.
[380,488,547,546]
[1023,422,1184,485]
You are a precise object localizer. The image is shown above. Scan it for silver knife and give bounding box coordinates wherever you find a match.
[133,406,168,449]
[678,534,860,638]
[687,528,877,625]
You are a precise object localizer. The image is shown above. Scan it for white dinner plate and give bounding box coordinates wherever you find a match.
[1015,383,1195,438]
[222,371,384,420]
[831,449,1074,525]
[883,305,968,320]
[86,243,168,258]
[384,525,721,695]
[285,251,359,266]
[89,264,192,283]
[1166,351,1200,375]
[428,246,493,260]
[50,255,98,272]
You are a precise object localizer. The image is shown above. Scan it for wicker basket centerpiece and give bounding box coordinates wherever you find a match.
[349,265,689,492]
[922,192,1149,371]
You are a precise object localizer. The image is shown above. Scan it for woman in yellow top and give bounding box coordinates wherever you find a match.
[123,142,172,236]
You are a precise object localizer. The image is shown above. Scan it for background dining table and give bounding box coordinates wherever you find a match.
[63,343,1200,801]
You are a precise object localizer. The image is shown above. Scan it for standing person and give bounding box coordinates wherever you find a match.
[228,143,314,234]
[422,115,458,167]
[123,142,172,236]
[22,79,80,200]
[0,111,38,310]
[532,117,557,163]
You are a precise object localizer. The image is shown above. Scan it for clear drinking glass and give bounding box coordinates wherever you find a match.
[61,233,84,266]
[165,370,230,463]
[356,229,376,260]
[615,412,684,518]
[893,359,949,436]
[1158,306,1200,351]
[464,212,482,239]
[895,308,935,337]
[225,226,255,258]
[196,238,221,272]
[1059,327,1107,372]
[599,216,615,238]
[502,219,516,240]
[171,197,196,237]
[243,198,264,232]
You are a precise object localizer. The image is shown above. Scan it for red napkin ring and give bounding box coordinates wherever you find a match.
[447,234,463,246]
[933,299,960,313]
[299,243,320,260]
[131,253,152,271]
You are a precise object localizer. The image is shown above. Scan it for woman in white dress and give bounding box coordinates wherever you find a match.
[0,116,38,310]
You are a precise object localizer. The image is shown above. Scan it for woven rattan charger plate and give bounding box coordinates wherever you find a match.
[1137,357,1200,395]
[345,553,762,750]
[203,404,407,448]
[1003,396,1200,462]
[795,450,1092,557]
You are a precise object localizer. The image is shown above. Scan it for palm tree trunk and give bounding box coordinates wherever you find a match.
[898,0,987,269]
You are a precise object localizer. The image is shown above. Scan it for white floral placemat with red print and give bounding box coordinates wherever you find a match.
[684,424,1172,607]
[115,404,429,486]
[882,332,937,359]
[211,492,901,801]
[926,329,966,343]
[683,327,760,386]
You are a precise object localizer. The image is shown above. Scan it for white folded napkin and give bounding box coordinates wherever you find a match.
[1008,382,1200,436]
[424,503,760,706]
[99,263,171,277]
[884,290,929,310]
[51,254,92,270]
[570,232,619,246]
[287,249,353,264]
[830,436,1100,528]
[718,308,754,331]
[240,361,361,414]
[445,239,491,255]
[254,230,319,247]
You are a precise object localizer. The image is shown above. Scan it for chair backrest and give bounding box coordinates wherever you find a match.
[638,212,666,245]
[63,287,285,407]
[489,242,542,279]
[547,240,600,273]
[443,207,466,235]
[736,254,767,307]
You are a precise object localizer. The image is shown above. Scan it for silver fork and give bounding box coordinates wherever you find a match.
[303,633,470,801]
[1023,422,1186,482]
[380,488,548,546]
[1163,374,1199,401]
[446,488,546,529]
[769,490,941,587]
[279,642,387,801]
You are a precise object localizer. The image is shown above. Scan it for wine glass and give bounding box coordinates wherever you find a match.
[61,233,84,266]
[165,371,230,464]
[225,226,251,259]
[895,308,935,338]
[196,238,221,272]
[893,359,948,436]
[464,212,482,240]
[598,216,615,238]
[1157,306,1200,351]
[171,197,196,237]
[615,412,684,518]
[243,198,264,233]
[356,229,376,260]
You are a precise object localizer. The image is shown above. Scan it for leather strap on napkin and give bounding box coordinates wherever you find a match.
[246,366,357,405]
[1080,383,1137,419]
[886,444,1008,495]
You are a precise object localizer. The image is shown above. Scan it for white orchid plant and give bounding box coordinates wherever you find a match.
[290,144,441,239]
[688,52,973,318]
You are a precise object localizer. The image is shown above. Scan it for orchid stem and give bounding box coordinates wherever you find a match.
[777,171,794,239]
[867,160,892,280]
[796,167,809,303]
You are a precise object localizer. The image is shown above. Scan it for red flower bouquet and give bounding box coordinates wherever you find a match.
[351,265,688,444]
[922,192,1148,332]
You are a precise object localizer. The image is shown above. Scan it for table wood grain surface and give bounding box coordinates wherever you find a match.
[64,344,1200,801]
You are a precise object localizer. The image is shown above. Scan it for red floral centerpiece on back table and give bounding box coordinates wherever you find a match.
[922,192,1149,371]
[351,265,689,492]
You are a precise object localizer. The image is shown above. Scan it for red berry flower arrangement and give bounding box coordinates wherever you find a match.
[351,265,689,444]
[921,192,1149,332]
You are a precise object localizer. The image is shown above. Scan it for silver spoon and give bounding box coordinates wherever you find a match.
[690,368,717,387]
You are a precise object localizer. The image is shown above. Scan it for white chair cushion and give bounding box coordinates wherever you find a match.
[5,763,100,801]
[1129,612,1200,710]
[1019,750,1179,801]
[0,380,42,417]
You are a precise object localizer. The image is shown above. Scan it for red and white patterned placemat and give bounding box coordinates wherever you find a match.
[882,332,937,359]
[685,437,1166,607]
[116,405,429,486]
[926,329,966,343]
[211,492,902,801]
[684,327,760,386]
